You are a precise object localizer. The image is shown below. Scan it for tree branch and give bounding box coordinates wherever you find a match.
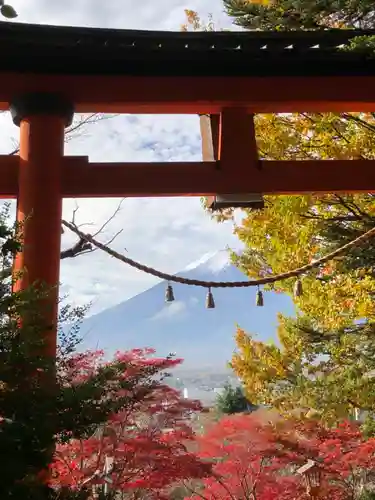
[334,194,373,221]
[1,200,125,280]
[60,198,125,260]
[7,113,117,156]
[299,214,365,222]
[6,112,120,261]
[341,113,375,136]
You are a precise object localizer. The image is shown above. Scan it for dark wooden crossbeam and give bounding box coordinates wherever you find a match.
[0,21,374,77]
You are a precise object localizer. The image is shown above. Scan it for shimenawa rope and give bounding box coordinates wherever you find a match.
[62,220,375,289]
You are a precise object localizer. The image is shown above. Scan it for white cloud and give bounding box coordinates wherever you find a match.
[1,0,241,314]
[189,296,199,305]
[151,300,187,320]
[12,0,234,30]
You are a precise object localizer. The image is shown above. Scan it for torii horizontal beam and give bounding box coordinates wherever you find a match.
[1,74,375,114]
[6,92,375,358]
[2,155,375,197]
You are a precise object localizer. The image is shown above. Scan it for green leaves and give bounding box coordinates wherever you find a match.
[215,383,254,414]
[341,35,375,56]
[224,0,375,30]
[1,4,17,18]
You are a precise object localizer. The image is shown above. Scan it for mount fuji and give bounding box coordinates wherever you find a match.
[79,251,295,369]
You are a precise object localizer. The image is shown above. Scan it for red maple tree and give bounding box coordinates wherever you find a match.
[50,348,210,499]
[281,419,375,499]
[185,414,375,500]
[46,345,375,500]
[184,413,303,500]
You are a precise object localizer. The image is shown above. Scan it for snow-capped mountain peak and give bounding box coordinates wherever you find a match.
[80,248,294,369]
[183,249,232,274]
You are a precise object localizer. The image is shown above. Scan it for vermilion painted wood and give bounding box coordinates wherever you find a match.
[1,75,375,113]
[2,20,375,360]
[13,116,65,356]
[0,155,87,197]
[219,109,259,175]
[58,160,375,196]
[2,156,375,197]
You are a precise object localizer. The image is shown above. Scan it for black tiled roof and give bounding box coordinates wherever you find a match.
[1,21,375,76]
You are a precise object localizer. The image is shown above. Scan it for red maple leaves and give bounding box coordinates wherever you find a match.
[186,413,304,500]
[50,348,210,498]
[48,348,375,499]
[186,415,375,500]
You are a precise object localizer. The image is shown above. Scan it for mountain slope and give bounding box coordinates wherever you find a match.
[80,251,295,368]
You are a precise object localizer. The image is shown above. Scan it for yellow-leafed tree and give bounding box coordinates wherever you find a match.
[183,9,375,424]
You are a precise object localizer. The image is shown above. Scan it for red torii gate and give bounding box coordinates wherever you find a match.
[2,21,375,355]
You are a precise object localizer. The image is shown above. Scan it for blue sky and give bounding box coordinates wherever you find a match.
[1,0,242,314]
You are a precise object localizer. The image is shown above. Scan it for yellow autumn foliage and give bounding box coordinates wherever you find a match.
[183,9,375,421]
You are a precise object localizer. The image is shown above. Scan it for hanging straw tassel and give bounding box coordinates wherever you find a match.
[294,278,303,298]
[165,283,175,303]
[206,288,215,309]
[256,287,264,307]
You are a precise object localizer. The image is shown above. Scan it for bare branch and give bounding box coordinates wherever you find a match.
[60,239,92,260]
[9,146,19,156]
[6,111,120,260]
[92,199,125,238]
[60,198,125,260]
[64,113,117,143]
[103,229,124,248]
[71,201,80,226]
[5,112,118,155]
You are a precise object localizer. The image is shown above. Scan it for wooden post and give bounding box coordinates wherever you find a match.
[200,113,222,210]
[201,109,264,209]
[219,108,259,176]
[10,93,74,357]
[200,114,220,163]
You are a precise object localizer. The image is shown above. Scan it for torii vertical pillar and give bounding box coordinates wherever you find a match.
[10,93,74,357]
